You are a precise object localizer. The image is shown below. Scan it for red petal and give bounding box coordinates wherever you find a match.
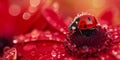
[99,9,114,25]
[42,8,68,35]
[14,40,66,60]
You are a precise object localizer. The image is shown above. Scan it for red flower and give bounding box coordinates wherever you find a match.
[2,8,120,60]
[0,0,120,60]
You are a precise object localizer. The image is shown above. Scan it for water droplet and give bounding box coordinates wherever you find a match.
[31,30,39,41]
[63,32,67,34]
[51,51,57,57]
[13,40,18,44]
[24,39,30,42]
[60,28,64,32]
[61,54,65,56]
[49,37,52,40]
[45,34,52,37]
[56,38,60,41]
[112,50,117,55]
[101,57,105,60]
[57,54,61,59]
[102,24,108,29]
[114,32,118,35]
[108,29,113,32]
[114,35,119,39]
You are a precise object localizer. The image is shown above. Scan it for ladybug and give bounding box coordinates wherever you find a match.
[69,13,98,30]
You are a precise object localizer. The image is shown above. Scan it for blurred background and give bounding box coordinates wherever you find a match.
[0,0,120,56]
[0,0,120,35]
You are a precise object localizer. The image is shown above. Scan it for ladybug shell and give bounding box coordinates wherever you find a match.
[78,15,97,30]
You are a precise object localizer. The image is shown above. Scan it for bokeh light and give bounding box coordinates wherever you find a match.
[30,0,41,7]
[22,12,31,20]
[9,4,21,16]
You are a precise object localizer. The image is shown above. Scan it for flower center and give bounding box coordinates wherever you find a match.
[65,26,111,57]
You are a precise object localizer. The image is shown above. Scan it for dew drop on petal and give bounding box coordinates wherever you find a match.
[61,54,65,56]
[60,28,64,32]
[112,50,118,55]
[56,38,60,41]
[101,57,105,60]
[114,35,119,39]
[31,30,39,37]
[114,32,118,35]
[9,4,21,16]
[51,50,57,57]
[108,28,113,32]
[13,40,18,44]
[49,37,52,40]
[57,54,61,59]
[24,39,30,42]
[102,24,108,29]
[111,47,120,60]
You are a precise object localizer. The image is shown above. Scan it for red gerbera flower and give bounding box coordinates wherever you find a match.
[0,0,120,60]
[2,8,120,60]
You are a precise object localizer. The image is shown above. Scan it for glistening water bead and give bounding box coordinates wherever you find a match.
[65,13,112,57]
